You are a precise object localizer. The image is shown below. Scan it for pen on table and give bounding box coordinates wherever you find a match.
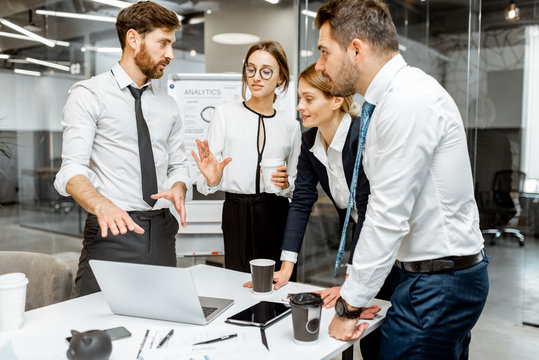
[156,329,174,349]
[136,329,149,359]
[193,333,238,345]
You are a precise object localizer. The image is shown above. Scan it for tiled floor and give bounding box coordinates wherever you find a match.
[1,204,539,359]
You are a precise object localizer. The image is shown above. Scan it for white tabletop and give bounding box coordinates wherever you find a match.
[0,264,390,360]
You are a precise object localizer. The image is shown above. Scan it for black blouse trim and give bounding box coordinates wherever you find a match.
[242,101,276,118]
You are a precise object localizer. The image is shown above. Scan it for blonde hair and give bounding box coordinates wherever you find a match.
[241,40,290,103]
[299,63,360,117]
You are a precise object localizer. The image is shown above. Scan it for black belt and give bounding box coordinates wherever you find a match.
[395,250,485,273]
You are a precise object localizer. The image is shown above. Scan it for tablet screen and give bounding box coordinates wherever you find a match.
[226,301,291,327]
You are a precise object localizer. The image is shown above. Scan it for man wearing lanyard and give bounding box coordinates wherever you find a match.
[314,1,489,359]
[54,1,190,297]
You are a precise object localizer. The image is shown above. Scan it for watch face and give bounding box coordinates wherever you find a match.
[335,298,345,316]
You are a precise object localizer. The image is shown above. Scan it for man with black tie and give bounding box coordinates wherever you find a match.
[314,1,489,359]
[54,1,190,296]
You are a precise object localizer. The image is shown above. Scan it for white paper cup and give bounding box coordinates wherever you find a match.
[260,159,285,193]
[0,272,29,332]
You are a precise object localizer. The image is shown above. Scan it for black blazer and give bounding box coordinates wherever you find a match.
[281,117,370,265]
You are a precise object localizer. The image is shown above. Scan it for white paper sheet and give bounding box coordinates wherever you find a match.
[140,326,272,360]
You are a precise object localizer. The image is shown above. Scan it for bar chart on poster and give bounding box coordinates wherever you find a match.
[167,74,296,256]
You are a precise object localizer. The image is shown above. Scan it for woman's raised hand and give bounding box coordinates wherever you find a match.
[191,139,232,187]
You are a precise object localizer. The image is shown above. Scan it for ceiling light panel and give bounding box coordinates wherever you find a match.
[36,10,117,23]
[14,68,41,77]
[0,32,70,47]
[0,18,55,47]
[92,0,131,8]
[212,33,260,45]
[25,57,70,71]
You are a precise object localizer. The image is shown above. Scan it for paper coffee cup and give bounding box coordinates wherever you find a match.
[0,273,29,332]
[290,292,323,344]
[250,259,275,295]
[260,159,285,194]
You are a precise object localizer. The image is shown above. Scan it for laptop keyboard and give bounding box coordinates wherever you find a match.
[202,306,218,318]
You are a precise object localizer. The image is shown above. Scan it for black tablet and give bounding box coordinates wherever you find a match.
[225,301,291,328]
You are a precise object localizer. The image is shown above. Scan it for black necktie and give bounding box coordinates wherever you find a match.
[128,85,158,207]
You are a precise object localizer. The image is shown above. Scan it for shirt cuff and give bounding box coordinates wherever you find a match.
[340,269,372,308]
[54,164,101,197]
[196,173,220,195]
[280,250,298,263]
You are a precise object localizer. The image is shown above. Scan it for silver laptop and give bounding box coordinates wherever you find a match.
[89,259,234,325]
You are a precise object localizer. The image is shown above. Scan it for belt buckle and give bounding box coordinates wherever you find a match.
[433,259,454,272]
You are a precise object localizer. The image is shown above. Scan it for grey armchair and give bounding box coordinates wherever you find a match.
[0,251,73,310]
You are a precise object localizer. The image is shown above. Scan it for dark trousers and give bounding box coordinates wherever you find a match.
[360,265,400,360]
[222,192,290,275]
[75,209,179,297]
[379,256,490,360]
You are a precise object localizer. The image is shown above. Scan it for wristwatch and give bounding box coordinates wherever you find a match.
[335,297,363,319]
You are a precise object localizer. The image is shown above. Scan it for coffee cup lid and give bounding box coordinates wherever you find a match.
[290,292,323,307]
[0,272,29,289]
[260,158,284,167]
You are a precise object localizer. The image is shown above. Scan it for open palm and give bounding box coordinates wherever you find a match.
[192,139,232,187]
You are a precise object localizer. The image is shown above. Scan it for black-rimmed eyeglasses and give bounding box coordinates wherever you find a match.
[243,65,274,80]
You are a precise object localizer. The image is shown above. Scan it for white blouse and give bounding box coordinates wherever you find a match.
[196,102,301,197]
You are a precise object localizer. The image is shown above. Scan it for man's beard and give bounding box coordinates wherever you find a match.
[324,56,358,97]
[135,42,169,79]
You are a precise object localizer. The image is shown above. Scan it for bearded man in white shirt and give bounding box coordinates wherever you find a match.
[54,1,190,296]
[314,1,489,359]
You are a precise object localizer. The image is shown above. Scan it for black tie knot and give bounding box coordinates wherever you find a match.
[128,85,148,100]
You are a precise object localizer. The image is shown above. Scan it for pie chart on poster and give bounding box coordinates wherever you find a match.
[200,106,215,123]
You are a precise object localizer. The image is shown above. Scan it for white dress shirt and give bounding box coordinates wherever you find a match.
[196,102,301,197]
[54,63,191,211]
[280,113,358,265]
[341,54,484,307]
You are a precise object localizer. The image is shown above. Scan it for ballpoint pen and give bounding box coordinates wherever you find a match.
[156,329,174,349]
[136,329,149,359]
[193,333,238,345]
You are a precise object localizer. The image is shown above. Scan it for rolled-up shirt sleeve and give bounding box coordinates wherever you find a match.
[54,85,101,197]
[196,106,226,195]
[167,106,193,201]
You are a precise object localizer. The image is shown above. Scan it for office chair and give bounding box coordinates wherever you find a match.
[0,251,73,310]
[479,170,525,247]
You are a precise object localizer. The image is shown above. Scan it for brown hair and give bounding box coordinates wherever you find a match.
[241,40,290,103]
[116,1,181,50]
[315,0,399,55]
[299,63,360,117]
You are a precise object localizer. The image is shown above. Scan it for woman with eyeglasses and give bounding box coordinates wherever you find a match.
[192,40,301,273]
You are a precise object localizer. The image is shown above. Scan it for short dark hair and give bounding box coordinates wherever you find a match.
[315,0,399,54]
[241,40,290,103]
[116,1,181,50]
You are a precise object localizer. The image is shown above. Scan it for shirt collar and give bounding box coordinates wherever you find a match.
[364,53,407,105]
[329,112,351,152]
[310,112,352,158]
[112,62,154,94]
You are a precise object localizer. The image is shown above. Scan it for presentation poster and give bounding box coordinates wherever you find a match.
[168,73,296,171]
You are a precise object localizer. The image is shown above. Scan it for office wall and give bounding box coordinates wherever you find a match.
[204,0,297,74]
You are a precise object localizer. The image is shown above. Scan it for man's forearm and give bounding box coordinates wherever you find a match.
[66,175,113,215]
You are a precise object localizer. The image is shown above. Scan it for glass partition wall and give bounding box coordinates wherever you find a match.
[297,0,539,287]
[0,0,207,239]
